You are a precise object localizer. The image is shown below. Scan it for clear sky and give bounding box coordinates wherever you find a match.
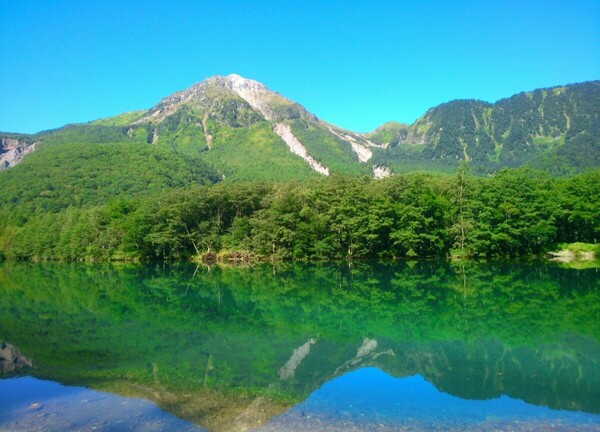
[1,0,599,134]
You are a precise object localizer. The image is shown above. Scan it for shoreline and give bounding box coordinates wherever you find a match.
[1,243,598,267]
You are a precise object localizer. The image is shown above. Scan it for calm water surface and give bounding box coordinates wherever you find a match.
[0,260,598,431]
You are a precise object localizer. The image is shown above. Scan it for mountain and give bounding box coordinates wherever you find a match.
[0,74,385,183]
[131,74,389,179]
[1,76,599,183]
[370,80,600,175]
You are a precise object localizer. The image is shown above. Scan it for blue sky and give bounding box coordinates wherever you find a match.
[1,0,599,133]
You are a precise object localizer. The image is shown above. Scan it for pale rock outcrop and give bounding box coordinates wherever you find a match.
[327,126,373,162]
[224,74,277,121]
[273,124,329,175]
[0,138,37,170]
[0,341,33,373]
[278,338,317,380]
[355,338,378,358]
[373,165,392,179]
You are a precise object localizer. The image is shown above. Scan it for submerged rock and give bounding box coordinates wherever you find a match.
[0,341,33,373]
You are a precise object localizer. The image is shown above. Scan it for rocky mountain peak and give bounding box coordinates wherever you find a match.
[214,73,281,121]
[221,73,270,94]
[217,74,316,123]
[136,73,312,125]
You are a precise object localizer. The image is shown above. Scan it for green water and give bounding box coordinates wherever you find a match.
[0,260,598,431]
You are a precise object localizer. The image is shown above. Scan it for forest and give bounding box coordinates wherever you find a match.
[0,166,598,262]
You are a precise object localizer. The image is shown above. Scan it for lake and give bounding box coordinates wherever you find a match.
[0,260,598,431]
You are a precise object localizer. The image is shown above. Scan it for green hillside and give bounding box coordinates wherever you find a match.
[198,121,318,181]
[364,121,408,145]
[372,81,600,175]
[0,142,220,225]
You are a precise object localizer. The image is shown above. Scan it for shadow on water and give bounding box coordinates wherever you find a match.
[0,260,598,431]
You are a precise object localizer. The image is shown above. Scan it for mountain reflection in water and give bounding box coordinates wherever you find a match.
[0,260,598,431]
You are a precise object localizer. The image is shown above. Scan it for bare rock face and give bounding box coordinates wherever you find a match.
[0,138,37,170]
[136,74,317,127]
[0,341,33,373]
[373,165,391,179]
[219,74,316,123]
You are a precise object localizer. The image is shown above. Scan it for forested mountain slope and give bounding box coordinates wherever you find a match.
[2,76,597,182]
[371,81,600,175]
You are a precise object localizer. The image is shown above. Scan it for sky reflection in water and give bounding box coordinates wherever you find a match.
[262,367,600,431]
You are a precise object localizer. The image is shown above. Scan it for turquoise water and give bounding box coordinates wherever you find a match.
[0,261,598,431]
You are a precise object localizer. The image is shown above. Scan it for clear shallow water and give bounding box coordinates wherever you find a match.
[0,377,204,431]
[0,260,598,431]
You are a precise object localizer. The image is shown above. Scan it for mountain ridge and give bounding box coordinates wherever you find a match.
[1,75,598,178]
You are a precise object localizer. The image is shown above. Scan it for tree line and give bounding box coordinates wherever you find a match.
[0,167,598,262]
